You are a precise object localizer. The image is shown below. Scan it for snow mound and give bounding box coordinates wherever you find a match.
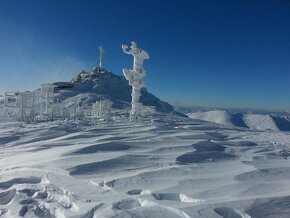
[243,114,278,131]
[51,67,178,114]
[152,192,203,203]
[0,175,78,217]
[188,110,231,126]
[188,110,290,131]
[188,110,247,128]
[214,207,251,218]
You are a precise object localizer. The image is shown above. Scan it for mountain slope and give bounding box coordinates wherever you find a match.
[188,110,290,131]
[187,110,247,128]
[243,114,278,131]
[52,67,177,114]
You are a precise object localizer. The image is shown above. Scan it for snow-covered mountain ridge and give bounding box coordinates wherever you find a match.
[188,110,290,131]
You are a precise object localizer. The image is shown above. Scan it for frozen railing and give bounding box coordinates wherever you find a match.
[0,84,57,122]
[0,94,4,118]
[0,91,156,123]
[2,91,36,121]
[92,99,113,119]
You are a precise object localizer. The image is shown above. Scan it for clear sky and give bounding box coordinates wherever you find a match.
[0,0,290,110]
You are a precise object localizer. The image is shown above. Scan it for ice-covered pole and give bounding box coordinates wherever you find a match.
[99,45,105,68]
[122,42,150,122]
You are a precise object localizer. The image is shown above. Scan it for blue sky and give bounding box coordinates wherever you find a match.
[0,0,290,110]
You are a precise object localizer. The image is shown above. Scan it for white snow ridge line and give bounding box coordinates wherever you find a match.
[188,110,290,131]
[138,198,191,218]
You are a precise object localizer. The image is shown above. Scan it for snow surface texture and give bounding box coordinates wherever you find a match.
[1,113,290,217]
[188,110,290,131]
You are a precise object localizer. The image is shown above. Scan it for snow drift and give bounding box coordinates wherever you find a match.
[1,113,290,217]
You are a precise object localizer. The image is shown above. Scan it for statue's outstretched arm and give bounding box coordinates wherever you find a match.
[122,44,131,54]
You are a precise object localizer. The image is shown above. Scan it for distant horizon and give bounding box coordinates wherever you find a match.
[1,0,290,110]
[172,102,290,114]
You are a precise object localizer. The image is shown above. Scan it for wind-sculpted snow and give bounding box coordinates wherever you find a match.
[235,141,257,147]
[68,154,159,176]
[177,132,227,140]
[151,193,203,203]
[214,207,248,218]
[68,142,131,155]
[0,177,41,189]
[1,114,290,217]
[0,135,20,144]
[176,141,236,164]
[0,175,78,217]
[192,141,226,152]
[234,167,290,182]
[245,195,290,218]
[112,198,141,210]
[0,189,16,205]
[176,151,236,164]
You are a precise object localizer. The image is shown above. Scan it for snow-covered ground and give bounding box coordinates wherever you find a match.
[1,113,290,217]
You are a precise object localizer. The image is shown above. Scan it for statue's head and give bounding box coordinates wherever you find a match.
[135,48,150,60]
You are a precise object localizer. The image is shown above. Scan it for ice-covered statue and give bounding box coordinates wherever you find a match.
[122,42,150,122]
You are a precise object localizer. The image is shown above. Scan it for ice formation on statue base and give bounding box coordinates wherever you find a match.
[122,42,150,122]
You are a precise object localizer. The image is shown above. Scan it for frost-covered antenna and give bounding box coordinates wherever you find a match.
[99,45,105,68]
[122,41,150,122]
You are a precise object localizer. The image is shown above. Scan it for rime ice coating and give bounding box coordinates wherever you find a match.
[122,42,150,122]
